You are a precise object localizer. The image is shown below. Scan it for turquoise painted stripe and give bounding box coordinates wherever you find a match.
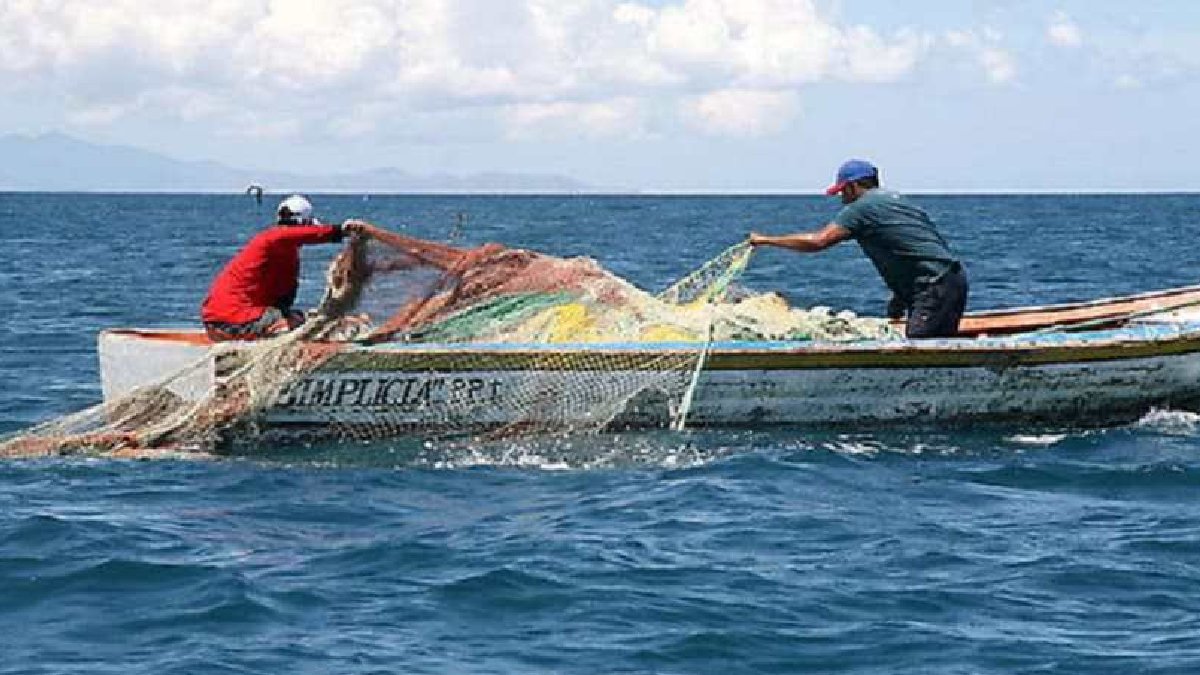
[357,321,1200,353]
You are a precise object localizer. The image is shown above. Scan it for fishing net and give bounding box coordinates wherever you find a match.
[1,225,897,457]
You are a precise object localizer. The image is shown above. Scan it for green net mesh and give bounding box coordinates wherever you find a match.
[1,226,898,458]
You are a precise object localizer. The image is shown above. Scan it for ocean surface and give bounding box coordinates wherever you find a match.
[3,192,1200,674]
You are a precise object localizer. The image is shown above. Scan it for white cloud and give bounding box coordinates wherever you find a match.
[681,88,799,137]
[503,98,646,140]
[1114,74,1142,89]
[0,0,930,140]
[238,0,399,89]
[943,30,972,49]
[66,102,132,127]
[979,47,1017,84]
[944,29,1018,84]
[1047,12,1083,49]
[842,27,932,83]
[642,0,929,86]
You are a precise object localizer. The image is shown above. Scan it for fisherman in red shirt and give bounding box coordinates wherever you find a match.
[201,194,365,341]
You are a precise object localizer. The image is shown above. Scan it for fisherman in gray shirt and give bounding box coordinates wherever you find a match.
[749,159,968,339]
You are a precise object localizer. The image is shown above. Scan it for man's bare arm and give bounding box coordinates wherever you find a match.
[748,223,851,252]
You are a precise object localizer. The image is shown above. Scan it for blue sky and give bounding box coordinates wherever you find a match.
[1,0,1198,191]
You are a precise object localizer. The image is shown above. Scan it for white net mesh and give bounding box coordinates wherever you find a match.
[1,226,898,457]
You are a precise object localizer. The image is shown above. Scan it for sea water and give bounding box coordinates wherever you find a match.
[2,193,1200,674]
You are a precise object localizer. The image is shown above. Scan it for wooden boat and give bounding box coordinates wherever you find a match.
[956,283,1200,337]
[98,283,1200,435]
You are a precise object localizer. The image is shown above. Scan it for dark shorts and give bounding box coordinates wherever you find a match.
[204,308,305,342]
[906,264,968,339]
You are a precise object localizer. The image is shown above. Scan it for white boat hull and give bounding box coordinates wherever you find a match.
[98,323,1200,438]
[261,351,1200,432]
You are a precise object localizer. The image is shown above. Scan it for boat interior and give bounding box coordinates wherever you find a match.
[103,284,1200,348]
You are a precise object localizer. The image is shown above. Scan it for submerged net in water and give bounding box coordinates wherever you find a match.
[1,226,897,457]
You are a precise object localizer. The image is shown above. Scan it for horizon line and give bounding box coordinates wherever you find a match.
[3,188,1199,196]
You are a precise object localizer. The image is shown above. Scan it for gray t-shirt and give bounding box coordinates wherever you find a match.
[832,188,958,303]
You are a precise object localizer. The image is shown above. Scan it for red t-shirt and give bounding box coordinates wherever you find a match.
[201,225,342,325]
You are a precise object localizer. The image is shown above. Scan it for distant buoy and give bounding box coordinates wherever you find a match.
[245,184,264,206]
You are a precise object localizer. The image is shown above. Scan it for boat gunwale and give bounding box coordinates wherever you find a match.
[960,282,1200,319]
[99,284,1200,372]
[102,282,1200,349]
[313,323,1200,372]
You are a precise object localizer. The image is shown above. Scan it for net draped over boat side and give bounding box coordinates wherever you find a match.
[271,231,736,442]
[342,232,894,345]
[246,231,896,442]
[1,228,898,456]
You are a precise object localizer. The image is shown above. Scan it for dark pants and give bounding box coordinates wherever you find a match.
[204,308,305,342]
[906,265,969,339]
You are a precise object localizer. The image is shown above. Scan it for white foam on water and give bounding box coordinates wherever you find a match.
[1004,434,1069,447]
[822,438,886,456]
[420,434,731,470]
[1132,408,1200,436]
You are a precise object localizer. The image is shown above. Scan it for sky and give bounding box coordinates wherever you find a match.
[1,0,1198,192]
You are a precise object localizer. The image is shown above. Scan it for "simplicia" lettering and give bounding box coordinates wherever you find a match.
[276,375,504,409]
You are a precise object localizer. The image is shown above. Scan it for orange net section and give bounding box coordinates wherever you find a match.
[323,229,635,344]
[2,226,897,457]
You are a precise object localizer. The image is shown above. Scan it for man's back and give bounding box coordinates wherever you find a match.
[202,225,338,325]
[832,189,958,304]
[747,159,968,338]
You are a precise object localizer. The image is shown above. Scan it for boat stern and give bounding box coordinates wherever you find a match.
[98,329,217,403]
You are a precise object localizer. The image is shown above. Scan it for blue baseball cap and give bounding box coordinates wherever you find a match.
[825,159,878,195]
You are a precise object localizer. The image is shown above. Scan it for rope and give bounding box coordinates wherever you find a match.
[670,241,756,432]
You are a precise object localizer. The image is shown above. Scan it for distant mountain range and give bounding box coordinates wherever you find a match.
[0,132,592,193]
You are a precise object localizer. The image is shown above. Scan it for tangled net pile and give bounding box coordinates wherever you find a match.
[1,227,897,457]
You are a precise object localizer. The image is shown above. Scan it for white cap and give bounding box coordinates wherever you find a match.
[277,194,314,224]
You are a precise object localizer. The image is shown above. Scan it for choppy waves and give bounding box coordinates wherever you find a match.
[5,440,1200,673]
[7,194,1200,673]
